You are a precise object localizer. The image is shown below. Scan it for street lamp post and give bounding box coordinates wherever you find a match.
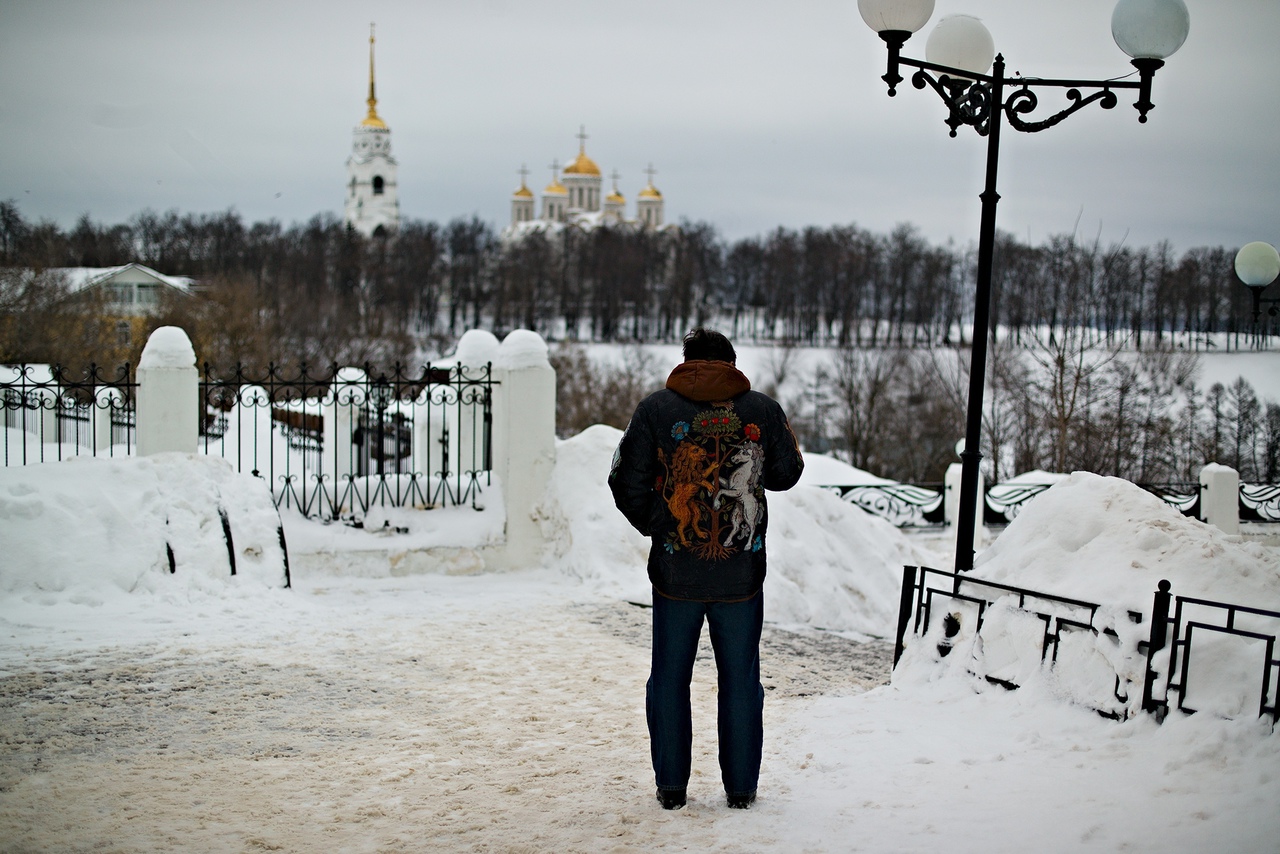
[1234,241,1280,348]
[858,0,1189,573]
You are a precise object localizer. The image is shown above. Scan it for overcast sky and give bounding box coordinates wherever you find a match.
[2,0,1277,254]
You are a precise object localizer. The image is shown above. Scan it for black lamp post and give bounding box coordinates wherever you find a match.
[1234,241,1280,349]
[858,0,1190,573]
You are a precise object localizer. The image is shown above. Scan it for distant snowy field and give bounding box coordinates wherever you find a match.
[574,341,1280,406]
[3,404,1279,850]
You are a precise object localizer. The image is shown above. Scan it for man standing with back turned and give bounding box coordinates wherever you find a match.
[609,328,804,811]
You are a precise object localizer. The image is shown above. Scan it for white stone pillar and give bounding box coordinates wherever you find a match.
[945,462,984,550]
[492,330,556,566]
[38,383,59,448]
[323,367,366,516]
[93,386,120,454]
[1199,463,1240,535]
[136,326,198,456]
[418,330,500,497]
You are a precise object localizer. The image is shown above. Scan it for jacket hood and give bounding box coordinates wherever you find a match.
[665,360,751,402]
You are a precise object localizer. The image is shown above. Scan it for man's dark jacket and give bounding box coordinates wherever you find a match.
[609,359,804,601]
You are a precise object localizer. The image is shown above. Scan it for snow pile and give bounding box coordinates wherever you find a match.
[137,325,195,369]
[0,453,288,601]
[536,424,927,635]
[449,328,500,367]
[495,328,551,370]
[895,472,1280,718]
[796,452,893,487]
[279,480,507,576]
[974,472,1279,610]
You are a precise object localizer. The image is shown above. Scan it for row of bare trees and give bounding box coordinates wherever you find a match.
[812,338,1277,484]
[547,332,1277,485]
[4,201,1276,483]
[3,202,1274,365]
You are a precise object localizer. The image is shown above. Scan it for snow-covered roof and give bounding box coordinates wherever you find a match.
[500,212,676,244]
[57,263,194,294]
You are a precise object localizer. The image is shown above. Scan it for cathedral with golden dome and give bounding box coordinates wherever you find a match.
[508,128,666,235]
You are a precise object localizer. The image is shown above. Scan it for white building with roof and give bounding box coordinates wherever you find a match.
[344,26,400,238]
[59,264,193,315]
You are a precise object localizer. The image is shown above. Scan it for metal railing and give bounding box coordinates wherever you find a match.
[896,565,1280,725]
[1,363,136,465]
[1142,581,1280,723]
[982,482,1055,525]
[1,361,494,520]
[820,483,945,528]
[818,479,1206,529]
[1240,483,1280,523]
[895,565,1141,720]
[200,362,495,520]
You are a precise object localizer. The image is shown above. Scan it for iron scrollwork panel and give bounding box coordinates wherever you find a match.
[1240,483,1280,523]
[983,482,1053,526]
[826,483,944,528]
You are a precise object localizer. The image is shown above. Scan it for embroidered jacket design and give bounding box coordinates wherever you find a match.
[657,402,765,561]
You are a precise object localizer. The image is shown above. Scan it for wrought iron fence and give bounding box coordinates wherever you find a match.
[895,565,1141,719]
[982,481,1200,526]
[821,483,945,527]
[983,482,1055,525]
[1240,483,1280,522]
[1137,482,1201,519]
[1142,581,1280,724]
[1,363,136,465]
[199,362,495,520]
[896,566,1280,725]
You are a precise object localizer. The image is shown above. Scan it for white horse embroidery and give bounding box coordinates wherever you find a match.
[715,441,764,547]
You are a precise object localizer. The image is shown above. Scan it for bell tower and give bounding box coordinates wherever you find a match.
[344,24,400,237]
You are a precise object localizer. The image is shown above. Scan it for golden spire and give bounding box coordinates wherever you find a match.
[362,23,387,129]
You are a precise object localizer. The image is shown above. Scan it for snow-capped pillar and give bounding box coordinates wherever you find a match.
[136,326,198,456]
[323,367,366,516]
[492,330,556,566]
[93,386,121,453]
[1199,463,1240,535]
[419,330,500,494]
[945,462,984,551]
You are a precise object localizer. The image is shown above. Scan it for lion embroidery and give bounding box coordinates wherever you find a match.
[665,443,717,547]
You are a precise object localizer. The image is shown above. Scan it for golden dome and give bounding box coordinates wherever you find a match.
[513,184,534,199]
[563,150,600,176]
[361,110,387,129]
[606,190,626,204]
[544,180,567,195]
[638,182,662,199]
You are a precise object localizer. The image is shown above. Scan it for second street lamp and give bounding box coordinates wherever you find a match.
[858,0,1189,573]
[1234,241,1280,348]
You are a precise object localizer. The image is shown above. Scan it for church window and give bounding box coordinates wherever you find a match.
[373,175,385,195]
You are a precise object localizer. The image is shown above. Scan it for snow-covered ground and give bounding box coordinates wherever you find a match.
[2,424,1279,851]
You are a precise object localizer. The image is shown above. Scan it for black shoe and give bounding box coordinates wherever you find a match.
[656,787,687,810]
[726,791,756,809]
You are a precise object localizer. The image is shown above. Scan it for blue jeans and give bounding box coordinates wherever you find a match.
[647,590,764,797]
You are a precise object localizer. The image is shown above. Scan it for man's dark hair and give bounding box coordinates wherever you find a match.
[682,327,736,363]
